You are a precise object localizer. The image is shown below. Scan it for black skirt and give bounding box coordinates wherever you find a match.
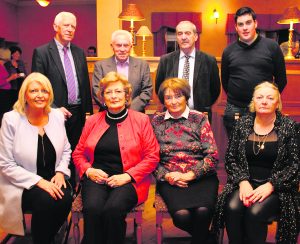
[157,174,219,214]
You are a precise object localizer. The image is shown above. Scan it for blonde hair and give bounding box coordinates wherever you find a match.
[249,81,282,112]
[158,78,191,105]
[13,72,54,115]
[0,48,11,62]
[98,71,132,108]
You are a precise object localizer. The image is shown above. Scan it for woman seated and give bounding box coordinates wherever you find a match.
[72,71,159,244]
[0,72,72,244]
[152,78,219,244]
[213,81,299,244]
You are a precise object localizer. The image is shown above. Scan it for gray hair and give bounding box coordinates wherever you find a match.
[54,11,76,26]
[111,30,132,45]
[176,21,197,34]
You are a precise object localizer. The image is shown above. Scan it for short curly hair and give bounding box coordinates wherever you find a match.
[97,71,132,108]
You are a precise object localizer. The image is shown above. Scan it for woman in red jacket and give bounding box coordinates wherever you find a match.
[72,71,159,244]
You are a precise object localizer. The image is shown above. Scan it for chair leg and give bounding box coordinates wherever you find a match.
[156,211,163,244]
[72,212,81,244]
[218,228,224,244]
[134,210,143,244]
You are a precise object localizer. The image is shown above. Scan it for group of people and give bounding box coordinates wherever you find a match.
[0,6,298,244]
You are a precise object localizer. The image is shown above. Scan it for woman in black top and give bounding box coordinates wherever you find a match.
[213,81,299,244]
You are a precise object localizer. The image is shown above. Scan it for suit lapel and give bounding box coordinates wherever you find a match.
[49,40,66,84]
[193,50,202,89]
[128,56,137,81]
[173,51,180,77]
[107,56,117,72]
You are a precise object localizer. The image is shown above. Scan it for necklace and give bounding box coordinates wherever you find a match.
[252,132,270,155]
[106,109,128,120]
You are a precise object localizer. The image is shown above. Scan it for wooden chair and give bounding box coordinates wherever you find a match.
[69,190,144,244]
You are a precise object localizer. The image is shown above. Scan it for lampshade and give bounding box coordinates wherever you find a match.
[36,0,50,7]
[136,26,152,37]
[277,6,300,24]
[118,4,145,21]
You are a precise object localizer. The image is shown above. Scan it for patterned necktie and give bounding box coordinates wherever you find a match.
[63,46,77,103]
[182,55,190,81]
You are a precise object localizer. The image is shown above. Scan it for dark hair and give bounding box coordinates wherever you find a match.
[88,46,96,52]
[9,46,22,55]
[234,7,256,23]
[158,78,190,105]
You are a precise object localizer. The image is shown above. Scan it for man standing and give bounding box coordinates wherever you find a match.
[155,21,220,122]
[92,30,152,112]
[32,12,93,186]
[222,7,287,136]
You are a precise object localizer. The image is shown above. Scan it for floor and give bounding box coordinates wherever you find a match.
[0,163,293,244]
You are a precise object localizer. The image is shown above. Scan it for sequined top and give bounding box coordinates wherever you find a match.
[212,111,299,243]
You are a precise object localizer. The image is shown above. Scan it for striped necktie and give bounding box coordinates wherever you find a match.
[63,46,77,103]
[182,55,190,81]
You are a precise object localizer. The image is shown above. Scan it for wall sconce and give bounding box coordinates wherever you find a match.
[277,6,300,59]
[136,26,153,56]
[213,9,219,24]
[118,3,145,56]
[36,0,50,7]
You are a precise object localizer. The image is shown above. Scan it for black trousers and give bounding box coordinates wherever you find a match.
[22,185,72,244]
[65,104,85,187]
[224,189,279,244]
[81,177,138,244]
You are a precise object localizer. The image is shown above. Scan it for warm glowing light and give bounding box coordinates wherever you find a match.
[213,9,219,24]
[36,0,50,7]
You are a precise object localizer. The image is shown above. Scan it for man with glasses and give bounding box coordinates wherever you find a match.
[92,30,152,112]
[155,21,220,123]
[222,7,287,136]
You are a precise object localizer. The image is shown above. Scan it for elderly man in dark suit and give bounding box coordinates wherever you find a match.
[155,21,220,122]
[92,30,152,112]
[31,11,93,187]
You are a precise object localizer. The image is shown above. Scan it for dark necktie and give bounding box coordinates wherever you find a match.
[63,46,77,103]
[182,55,190,81]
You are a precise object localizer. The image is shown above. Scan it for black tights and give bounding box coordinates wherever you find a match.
[171,206,212,244]
[225,189,279,244]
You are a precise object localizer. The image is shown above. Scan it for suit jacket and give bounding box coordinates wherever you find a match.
[0,109,71,235]
[155,50,220,112]
[31,39,93,120]
[92,56,152,112]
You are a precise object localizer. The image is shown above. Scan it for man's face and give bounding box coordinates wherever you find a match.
[54,15,77,46]
[235,14,257,44]
[176,22,198,55]
[111,35,132,63]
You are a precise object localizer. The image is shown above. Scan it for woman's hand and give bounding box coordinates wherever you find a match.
[86,168,108,184]
[248,182,274,204]
[36,178,64,200]
[165,171,196,188]
[106,173,131,188]
[239,180,253,207]
[51,172,66,189]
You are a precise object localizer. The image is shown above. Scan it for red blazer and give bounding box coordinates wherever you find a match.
[72,109,160,204]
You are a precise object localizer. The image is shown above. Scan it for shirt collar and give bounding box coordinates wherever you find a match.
[164,106,190,120]
[180,48,196,59]
[115,56,129,65]
[54,38,71,50]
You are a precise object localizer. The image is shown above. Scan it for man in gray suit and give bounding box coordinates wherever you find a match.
[155,21,220,122]
[92,30,152,112]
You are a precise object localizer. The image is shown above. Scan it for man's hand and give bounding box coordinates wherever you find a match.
[60,107,72,120]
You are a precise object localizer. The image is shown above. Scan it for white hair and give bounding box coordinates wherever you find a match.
[111,30,132,45]
[54,11,76,26]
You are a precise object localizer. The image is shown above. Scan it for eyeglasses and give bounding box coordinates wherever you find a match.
[28,89,49,95]
[104,89,125,97]
[164,93,184,102]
